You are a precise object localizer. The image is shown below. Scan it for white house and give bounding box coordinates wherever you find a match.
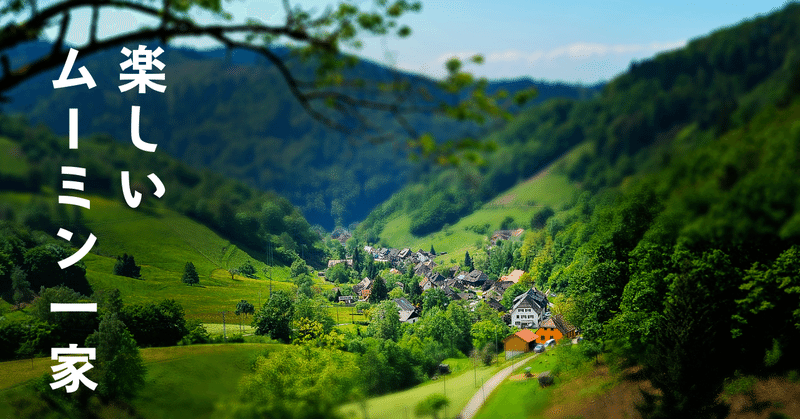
[509,287,549,329]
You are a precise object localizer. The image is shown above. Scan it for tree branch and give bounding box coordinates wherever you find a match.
[90,5,99,45]
[52,12,70,56]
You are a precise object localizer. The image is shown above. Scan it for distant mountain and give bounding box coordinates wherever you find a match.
[0,41,599,230]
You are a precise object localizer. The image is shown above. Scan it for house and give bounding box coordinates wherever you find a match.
[485,298,506,312]
[456,292,473,301]
[327,259,353,268]
[352,277,372,297]
[551,313,577,339]
[360,288,371,300]
[490,228,524,245]
[398,248,411,259]
[509,287,549,329]
[500,269,525,284]
[535,318,560,344]
[414,261,434,278]
[441,286,459,300]
[502,329,539,358]
[393,297,420,324]
[444,277,467,291]
[338,295,355,304]
[420,277,434,292]
[463,270,488,287]
[428,272,446,288]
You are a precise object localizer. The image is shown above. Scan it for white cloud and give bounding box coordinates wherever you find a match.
[468,40,690,63]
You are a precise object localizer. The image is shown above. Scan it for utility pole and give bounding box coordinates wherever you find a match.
[219,310,228,343]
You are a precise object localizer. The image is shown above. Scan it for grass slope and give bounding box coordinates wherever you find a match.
[378,158,580,260]
[0,343,281,419]
[0,190,338,323]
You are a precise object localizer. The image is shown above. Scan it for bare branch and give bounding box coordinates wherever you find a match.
[52,12,70,55]
[90,5,99,45]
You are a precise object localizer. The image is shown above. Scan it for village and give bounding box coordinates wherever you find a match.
[324,227,579,359]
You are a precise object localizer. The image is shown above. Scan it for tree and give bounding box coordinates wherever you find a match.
[235,299,255,332]
[464,251,473,271]
[239,261,257,278]
[24,244,90,294]
[414,393,449,419]
[290,259,309,278]
[30,285,97,346]
[182,262,199,286]
[430,245,436,255]
[121,299,188,347]
[366,300,401,341]
[388,286,406,300]
[422,288,449,314]
[326,262,350,284]
[84,313,146,402]
[10,266,32,307]
[407,277,423,306]
[253,290,294,343]
[368,276,388,303]
[221,347,362,419]
[113,253,141,279]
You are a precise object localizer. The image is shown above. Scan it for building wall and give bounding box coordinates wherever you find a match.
[535,326,564,343]
[503,336,531,353]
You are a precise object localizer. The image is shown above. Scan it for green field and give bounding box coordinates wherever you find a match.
[0,191,323,322]
[473,345,595,419]
[0,343,280,419]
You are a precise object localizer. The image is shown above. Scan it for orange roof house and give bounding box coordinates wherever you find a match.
[501,269,525,284]
[502,329,539,358]
[535,314,578,344]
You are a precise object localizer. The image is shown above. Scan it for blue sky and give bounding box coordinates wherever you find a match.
[42,0,794,84]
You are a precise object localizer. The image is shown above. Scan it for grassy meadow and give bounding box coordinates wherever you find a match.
[0,343,281,419]
[0,190,343,323]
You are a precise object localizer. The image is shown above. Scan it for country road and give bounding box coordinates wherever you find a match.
[459,352,538,419]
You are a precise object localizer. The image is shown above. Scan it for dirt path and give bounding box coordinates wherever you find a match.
[459,353,538,419]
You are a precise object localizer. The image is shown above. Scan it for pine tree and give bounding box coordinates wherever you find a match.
[430,245,436,255]
[369,277,388,303]
[182,262,199,286]
[464,251,473,271]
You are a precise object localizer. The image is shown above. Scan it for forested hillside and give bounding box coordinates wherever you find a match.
[357,2,800,241]
[357,4,800,416]
[1,41,598,229]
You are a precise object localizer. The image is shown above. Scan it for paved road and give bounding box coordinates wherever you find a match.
[459,352,538,419]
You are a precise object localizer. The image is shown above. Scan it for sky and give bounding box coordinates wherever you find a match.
[39,0,794,85]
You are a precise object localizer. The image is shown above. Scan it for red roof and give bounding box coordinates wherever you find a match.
[503,329,540,343]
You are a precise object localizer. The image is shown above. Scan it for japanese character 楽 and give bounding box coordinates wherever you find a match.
[119,45,166,93]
